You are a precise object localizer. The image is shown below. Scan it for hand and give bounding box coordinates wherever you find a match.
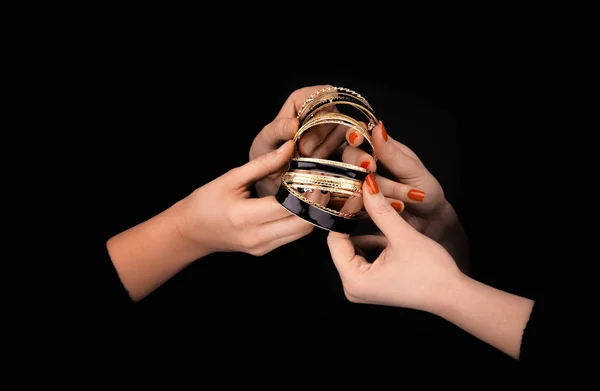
[327,174,535,360]
[327,173,463,312]
[249,84,352,197]
[181,140,313,256]
[342,122,469,272]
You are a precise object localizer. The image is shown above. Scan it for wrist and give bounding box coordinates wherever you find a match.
[424,269,470,317]
[428,272,535,360]
[170,196,214,261]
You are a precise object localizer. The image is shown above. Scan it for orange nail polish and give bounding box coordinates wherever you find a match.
[349,131,358,144]
[381,121,388,142]
[360,160,370,170]
[408,189,425,201]
[391,201,404,212]
[366,173,379,194]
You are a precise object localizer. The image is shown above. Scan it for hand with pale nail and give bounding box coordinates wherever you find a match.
[249,85,350,197]
[106,140,313,302]
[327,174,535,361]
[342,122,469,273]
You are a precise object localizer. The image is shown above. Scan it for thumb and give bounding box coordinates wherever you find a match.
[363,173,412,240]
[230,140,294,186]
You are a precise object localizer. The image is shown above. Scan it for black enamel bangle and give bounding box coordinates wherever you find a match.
[288,158,369,181]
[275,185,359,235]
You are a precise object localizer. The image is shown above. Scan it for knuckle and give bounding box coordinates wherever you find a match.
[248,246,267,257]
[373,201,394,216]
[391,182,405,199]
[226,206,246,229]
[240,234,259,251]
[343,280,365,303]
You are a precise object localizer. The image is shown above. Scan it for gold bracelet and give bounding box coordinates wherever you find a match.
[293,112,377,160]
[292,157,369,173]
[297,86,374,121]
[279,180,360,219]
[297,93,378,129]
[283,172,363,195]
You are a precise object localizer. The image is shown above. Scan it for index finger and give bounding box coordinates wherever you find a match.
[276,85,333,119]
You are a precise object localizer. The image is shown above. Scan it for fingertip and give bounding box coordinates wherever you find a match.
[328,230,350,240]
[276,139,294,155]
[346,128,364,147]
[390,200,405,213]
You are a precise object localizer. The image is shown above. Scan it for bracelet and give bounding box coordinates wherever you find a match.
[276,86,379,233]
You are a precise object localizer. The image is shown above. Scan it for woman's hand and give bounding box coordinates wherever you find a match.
[327,173,462,312]
[180,140,313,256]
[249,84,350,197]
[327,174,534,360]
[107,140,312,302]
[342,122,469,272]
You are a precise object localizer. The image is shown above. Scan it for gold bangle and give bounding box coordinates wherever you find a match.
[293,112,377,160]
[282,172,362,195]
[292,157,369,173]
[297,86,374,121]
[298,93,378,129]
[279,180,360,219]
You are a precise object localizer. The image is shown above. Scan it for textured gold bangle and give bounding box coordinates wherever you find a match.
[285,183,358,197]
[298,94,378,129]
[283,172,363,195]
[297,86,374,121]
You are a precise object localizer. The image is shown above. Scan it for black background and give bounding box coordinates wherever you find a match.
[84,46,559,371]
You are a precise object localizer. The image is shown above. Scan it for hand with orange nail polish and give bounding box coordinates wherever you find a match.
[328,173,463,313]
[327,173,535,361]
[347,122,469,273]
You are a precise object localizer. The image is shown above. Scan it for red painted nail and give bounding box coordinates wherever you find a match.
[365,173,379,195]
[348,132,358,144]
[381,121,388,142]
[408,189,425,201]
[391,202,404,212]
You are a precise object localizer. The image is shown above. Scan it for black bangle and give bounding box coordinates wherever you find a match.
[276,185,359,234]
[288,158,369,181]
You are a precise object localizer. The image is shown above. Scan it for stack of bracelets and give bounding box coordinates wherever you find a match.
[275,86,379,234]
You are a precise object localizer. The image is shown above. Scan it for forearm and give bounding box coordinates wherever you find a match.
[435,274,535,360]
[106,198,211,302]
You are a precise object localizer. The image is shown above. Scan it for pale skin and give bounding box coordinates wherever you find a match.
[106,84,537,360]
[107,86,330,302]
[327,170,535,361]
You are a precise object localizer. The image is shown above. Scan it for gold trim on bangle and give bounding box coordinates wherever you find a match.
[297,86,374,121]
[298,95,378,129]
[282,172,362,195]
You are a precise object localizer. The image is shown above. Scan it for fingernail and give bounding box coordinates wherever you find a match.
[381,121,388,142]
[348,131,358,145]
[365,173,379,195]
[391,202,404,212]
[408,189,425,201]
[360,160,370,170]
